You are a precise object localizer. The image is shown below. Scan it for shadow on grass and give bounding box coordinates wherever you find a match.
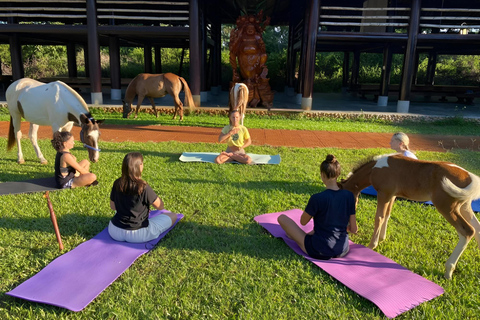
[158,220,296,261]
[97,148,181,163]
[0,213,109,239]
[0,212,296,262]
[173,177,319,194]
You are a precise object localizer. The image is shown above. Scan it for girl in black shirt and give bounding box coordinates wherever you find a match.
[108,152,177,243]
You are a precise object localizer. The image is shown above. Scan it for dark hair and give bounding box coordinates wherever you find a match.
[51,131,73,152]
[117,152,146,195]
[320,154,341,179]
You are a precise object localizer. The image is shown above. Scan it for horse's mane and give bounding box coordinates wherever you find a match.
[55,81,89,112]
[350,155,378,174]
[341,154,393,185]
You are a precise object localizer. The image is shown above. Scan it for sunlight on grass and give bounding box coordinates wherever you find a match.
[1,105,480,135]
[0,138,479,319]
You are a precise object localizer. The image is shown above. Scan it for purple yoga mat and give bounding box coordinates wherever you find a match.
[7,210,183,312]
[254,209,444,319]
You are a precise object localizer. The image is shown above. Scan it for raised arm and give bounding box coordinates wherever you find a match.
[218,127,240,143]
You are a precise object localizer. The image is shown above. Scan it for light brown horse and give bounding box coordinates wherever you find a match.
[122,73,196,120]
[228,83,249,125]
[339,154,480,279]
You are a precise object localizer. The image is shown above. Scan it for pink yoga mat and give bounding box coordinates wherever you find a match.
[7,210,183,311]
[254,209,444,319]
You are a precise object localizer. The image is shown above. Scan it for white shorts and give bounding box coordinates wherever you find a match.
[108,213,173,243]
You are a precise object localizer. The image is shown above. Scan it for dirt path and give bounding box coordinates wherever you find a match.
[1,121,479,152]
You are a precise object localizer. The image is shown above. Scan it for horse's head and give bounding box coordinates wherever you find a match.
[338,158,378,206]
[122,99,131,119]
[79,114,104,162]
[338,173,362,207]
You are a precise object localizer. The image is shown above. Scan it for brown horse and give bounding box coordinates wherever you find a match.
[339,154,480,279]
[228,83,249,125]
[122,73,196,120]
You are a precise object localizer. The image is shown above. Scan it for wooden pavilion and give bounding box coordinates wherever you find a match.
[0,0,479,113]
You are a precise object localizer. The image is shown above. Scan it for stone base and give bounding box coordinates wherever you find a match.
[192,95,201,108]
[91,92,103,105]
[110,89,122,101]
[397,100,410,113]
[377,95,388,107]
[301,97,312,111]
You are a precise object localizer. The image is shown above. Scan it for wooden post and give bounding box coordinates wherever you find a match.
[67,43,78,78]
[154,46,162,74]
[109,36,122,100]
[44,191,64,251]
[342,51,350,89]
[189,0,201,107]
[144,43,153,73]
[86,0,103,104]
[9,34,24,80]
[398,0,421,112]
[300,0,321,110]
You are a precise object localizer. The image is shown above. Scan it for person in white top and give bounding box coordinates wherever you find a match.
[390,132,417,159]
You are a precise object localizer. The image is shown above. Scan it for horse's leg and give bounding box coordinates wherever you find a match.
[148,97,158,118]
[379,196,396,242]
[369,193,394,249]
[434,200,474,279]
[29,123,48,164]
[135,95,145,119]
[172,93,184,120]
[12,116,24,164]
[460,201,480,247]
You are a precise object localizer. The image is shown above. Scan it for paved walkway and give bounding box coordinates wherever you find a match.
[1,121,479,153]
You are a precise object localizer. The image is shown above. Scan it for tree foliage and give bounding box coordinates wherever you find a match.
[1,28,479,92]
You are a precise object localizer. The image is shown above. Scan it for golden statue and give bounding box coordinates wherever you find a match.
[229,11,274,109]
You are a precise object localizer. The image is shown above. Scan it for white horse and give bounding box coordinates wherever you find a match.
[228,83,249,125]
[6,78,103,164]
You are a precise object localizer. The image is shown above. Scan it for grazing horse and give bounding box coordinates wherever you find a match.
[6,78,103,164]
[228,83,249,125]
[339,154,480,279]
[122,73,196,120]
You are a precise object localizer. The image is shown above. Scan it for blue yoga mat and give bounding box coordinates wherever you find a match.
[7,210,183,311]
[179,152,281,164]
[361,186,480,212]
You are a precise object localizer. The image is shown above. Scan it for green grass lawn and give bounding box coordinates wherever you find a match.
[2,105,480,135]
[1,136,480,319]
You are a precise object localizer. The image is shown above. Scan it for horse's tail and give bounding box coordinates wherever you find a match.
[236,83,249,115]
[179,77,197,111]
[7,116,15,150]
[441,172,480,202]
[124,76,138,103]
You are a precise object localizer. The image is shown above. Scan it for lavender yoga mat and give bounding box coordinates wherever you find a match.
[7,210,183,312]
[254,209,444,319]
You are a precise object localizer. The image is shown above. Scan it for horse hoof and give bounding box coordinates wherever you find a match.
[17,159,25,164]
[40,160,48,165]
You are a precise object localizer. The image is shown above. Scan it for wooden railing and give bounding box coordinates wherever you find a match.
[318,5,480,34]
[0,0,189,26]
